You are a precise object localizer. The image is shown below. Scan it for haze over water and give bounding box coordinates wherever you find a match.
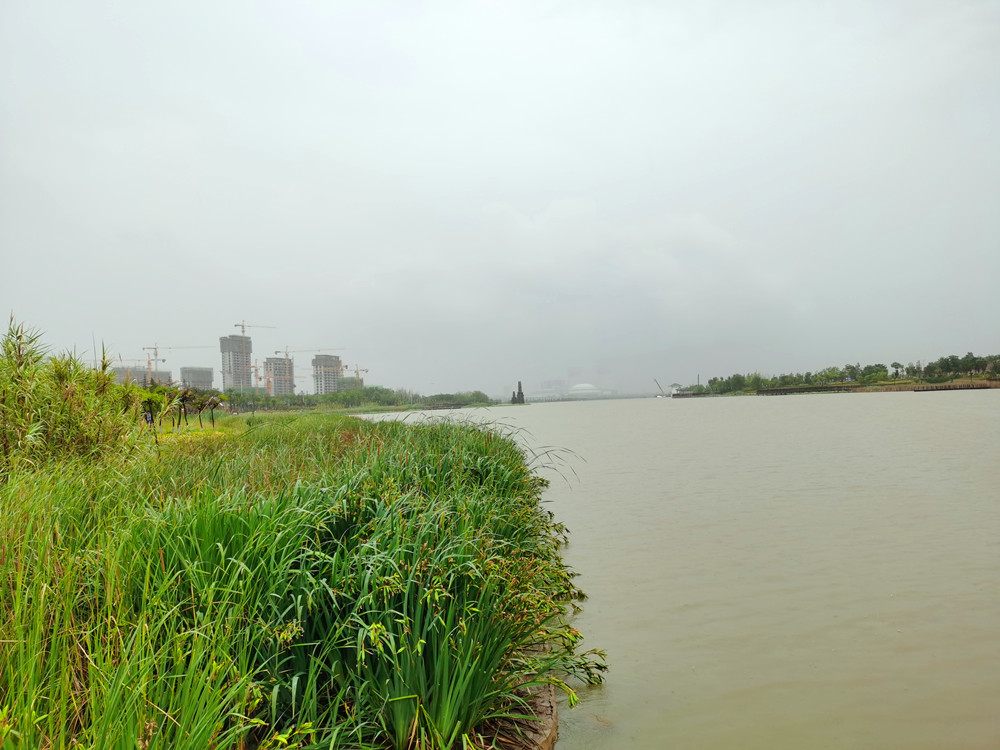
[452,392,999,748]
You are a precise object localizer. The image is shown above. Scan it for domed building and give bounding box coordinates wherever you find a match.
[567,383,602,399]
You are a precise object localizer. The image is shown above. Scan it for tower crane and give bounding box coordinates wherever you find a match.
[154,345,215,352]
[271,348,345,395]
[138,346,168,384]
[248,360,266,393]
[234,321,275,337]
[233,361,270,413]
[342,364,369,387]
[142,343,162,363]
[253,362,312,397]
[273,346,344,359]
[143,343,215,385]
[156,346,217,390]
[233,322,275,393]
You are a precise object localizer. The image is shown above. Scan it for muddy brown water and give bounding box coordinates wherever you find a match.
[378,391,1000,748]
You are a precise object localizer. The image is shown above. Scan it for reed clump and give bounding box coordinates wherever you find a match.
[0,320,147,478]
[0,324,604,749]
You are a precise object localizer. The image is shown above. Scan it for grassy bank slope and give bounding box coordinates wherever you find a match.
[0,326,604,750]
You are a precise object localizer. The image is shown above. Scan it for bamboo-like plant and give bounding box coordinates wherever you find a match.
[0,319,146,478]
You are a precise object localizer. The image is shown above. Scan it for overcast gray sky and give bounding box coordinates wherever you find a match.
[2,0,997,395]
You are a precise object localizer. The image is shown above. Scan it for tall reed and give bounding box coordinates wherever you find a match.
[0,319,145,478]
[0,329,604,749]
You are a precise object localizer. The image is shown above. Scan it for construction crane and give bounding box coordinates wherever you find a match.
[273,347,343,359]
[248,360,266,393]
[154,344,214,352]
[142,343,215,385]
[341,364,369,388]
[251,362,310,397]
[231,361,269,413]
[138,347,168,384]
[271,348,345,396]
[234,320,275,337]
[156,345,218,390]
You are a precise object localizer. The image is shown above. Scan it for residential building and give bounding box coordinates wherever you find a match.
[180,367,214,390]
[112,366,138,385]
[312,354,343,395]
[112,367,171,388]
[264,357,295,396]
[220,335,252,391]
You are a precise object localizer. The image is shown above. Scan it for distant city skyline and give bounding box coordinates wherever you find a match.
[13,321,1000,399]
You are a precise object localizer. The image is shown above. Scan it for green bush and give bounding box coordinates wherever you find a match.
[0,320,145,478]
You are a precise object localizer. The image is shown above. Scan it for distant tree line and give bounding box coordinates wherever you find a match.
[685,351,999,395]
[132,377,494,418]
[221,386,493,412]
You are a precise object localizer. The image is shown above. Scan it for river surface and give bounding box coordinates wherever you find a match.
[384,391,1000,748]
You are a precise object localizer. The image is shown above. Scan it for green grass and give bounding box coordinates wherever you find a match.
[0,324,604,749]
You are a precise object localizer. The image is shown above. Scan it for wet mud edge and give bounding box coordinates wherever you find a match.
[505,683,558,750]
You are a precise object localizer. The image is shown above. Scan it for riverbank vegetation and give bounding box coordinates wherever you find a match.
[681,351,1000,396]
[223,387,494,414]
[127,384,494,429]
[0,321,604,749]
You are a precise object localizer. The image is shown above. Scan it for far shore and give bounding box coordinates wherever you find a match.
[672,378,1000,398]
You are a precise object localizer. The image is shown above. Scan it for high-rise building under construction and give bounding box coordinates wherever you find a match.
[112,367,171,388]
[180,367,214,390]
[219,335,252,391]
[312,354,343,395]
[264,357,295,396]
